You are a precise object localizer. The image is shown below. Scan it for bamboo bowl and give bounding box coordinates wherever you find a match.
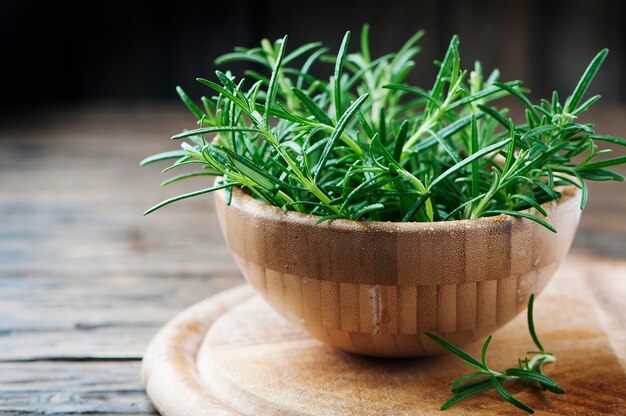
[215,186,581,357]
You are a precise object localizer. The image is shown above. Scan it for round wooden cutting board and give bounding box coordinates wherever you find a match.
[142,256,626,415]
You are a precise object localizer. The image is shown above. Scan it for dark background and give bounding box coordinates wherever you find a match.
[1,0,624,117]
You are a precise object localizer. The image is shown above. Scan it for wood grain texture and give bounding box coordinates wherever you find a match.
[0,273,241,361]
[0,362,154,415]
[144,256,626,415]
[143,286,253,416]
[215,185,582,356]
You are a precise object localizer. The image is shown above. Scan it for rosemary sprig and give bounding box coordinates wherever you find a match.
[425,294,563,414]
[142,26,626,231]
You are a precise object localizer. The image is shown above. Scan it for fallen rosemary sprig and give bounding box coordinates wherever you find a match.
[426,294,563,414]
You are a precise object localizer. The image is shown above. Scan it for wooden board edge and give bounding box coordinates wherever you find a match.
[142,284,254,416]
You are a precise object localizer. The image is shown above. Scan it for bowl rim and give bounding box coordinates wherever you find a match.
[215,180,581,232]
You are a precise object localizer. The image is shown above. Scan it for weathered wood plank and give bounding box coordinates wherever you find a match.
[0,273,242,330]
[0,361,154,414]
[0,273,242,360]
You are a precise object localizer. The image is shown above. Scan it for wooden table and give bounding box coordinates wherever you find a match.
[1,107,625,415]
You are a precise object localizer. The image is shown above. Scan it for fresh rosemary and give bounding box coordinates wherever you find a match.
[142,26,626,230]
[426,294,563,414]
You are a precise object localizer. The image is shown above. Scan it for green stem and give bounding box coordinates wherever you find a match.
[400,76,464,161]
[319,125,364,157]
[261,126,340,215]
[470,187,496,218]
[527,353,555,370]
[400,110,441,161]
[276,190,302,212]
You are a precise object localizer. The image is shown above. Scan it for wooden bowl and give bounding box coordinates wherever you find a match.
[214,186,581,357]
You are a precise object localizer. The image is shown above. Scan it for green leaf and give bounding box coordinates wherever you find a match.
[292,87,333,125]
[215,70,240,95]
[516,142,570,177]
[407,113,476,154]
[392,29,424,69]
[511,194,548,217]
[502,119,516,174]
[220,146,289,191]
[371,134,399,168]
[352,203,385,220]
[527,293,543,351]
[283,41,323,64]
[576,172,590,207]
[140,150,186,166]
[144,182,233,215]
[481,209,557,233]
[532,179,560,201]
[428,138,512,190]
[401,191,431,222]
[490,377,535,413]
[577,168,624,181]
[196,78,251,115]
[334,31,351,120]
[345,53,395,91]
[382,84,441,108]
[393,120,410,161]
[160,171,220,186]
[315,93,368,178]
[440,379,494,410]
[148,31,625,271]
[378,106,387,143]
[494,82,539,123]
[254,102,313,125]
[481,334,492,367]
[448,81,523,110]
[572,94,601,115]
[504,368,565,394]
[160,159,201,174]
[340,172,392,212]
[451,376,492,394]
[430,35,459,109]
[449,373,488,393]
[430,125,462,164]
[469,115,480,197]
[521,125,558,142]
[476,104,510,129]
[565,49,608,113]
[315,214,345,224]
[297,46,329,90]
[360,23,371,63]
[264,35,288,126]
[171,126,261,140]
[424,332,485,370]
[176,86,204,119]
[552,90,561,111]
[578,155,626,170]
[215,51,270,67]
[588,134,626,147]
[357,111,375,139]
